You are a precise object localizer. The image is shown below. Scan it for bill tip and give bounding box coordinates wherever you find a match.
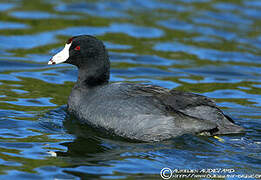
[48,59,55,65]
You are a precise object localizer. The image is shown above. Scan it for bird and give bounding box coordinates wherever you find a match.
[48,35,244,142]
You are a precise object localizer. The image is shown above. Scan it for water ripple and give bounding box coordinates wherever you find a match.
[0,0,260,179]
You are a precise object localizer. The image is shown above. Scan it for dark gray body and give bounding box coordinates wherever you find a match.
[68,82,244,142]
[50,35,244,142]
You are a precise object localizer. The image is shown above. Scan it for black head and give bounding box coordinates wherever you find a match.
[49,35,110,86]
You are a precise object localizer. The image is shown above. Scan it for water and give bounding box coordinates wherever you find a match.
[0,0,260,179]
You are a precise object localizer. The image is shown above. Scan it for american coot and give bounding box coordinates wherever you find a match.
[48,35,244,142]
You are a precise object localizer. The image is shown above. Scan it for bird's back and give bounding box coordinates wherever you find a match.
[68,83,235,141]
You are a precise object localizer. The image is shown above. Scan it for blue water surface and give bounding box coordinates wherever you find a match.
[0,0,260,179]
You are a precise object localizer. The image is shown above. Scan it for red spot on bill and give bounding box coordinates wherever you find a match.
[67,37,74,44]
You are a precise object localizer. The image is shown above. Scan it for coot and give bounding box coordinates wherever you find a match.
[48,35,244,142]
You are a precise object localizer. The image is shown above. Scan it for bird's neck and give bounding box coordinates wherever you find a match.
[76,65,110,88]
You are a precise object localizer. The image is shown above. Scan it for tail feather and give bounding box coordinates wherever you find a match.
[214,115,245,135]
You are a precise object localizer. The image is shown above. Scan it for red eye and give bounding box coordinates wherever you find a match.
[74,46,81,51]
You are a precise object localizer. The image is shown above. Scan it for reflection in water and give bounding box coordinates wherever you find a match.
[52,113,256,179]
[0,0,260,179]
